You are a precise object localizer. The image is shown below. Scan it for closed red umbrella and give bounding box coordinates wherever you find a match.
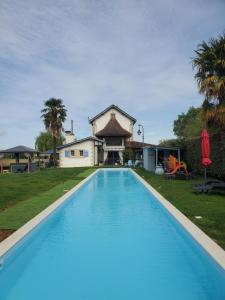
[201,129,212,179]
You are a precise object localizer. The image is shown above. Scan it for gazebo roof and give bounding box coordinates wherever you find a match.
[0,145,38,154]
[95,117,132,137]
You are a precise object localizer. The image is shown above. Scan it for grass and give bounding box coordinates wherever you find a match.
[0,168,95,230]
[135,168,225,250]
[0,167,94,211]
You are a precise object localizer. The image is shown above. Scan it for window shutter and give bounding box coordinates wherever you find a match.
[65,150,70,157]
[83,150,89,157]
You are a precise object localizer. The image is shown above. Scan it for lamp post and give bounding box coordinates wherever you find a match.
[137,124,144,143]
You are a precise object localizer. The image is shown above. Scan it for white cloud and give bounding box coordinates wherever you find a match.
[0,129,6,136]
[0,0,224,147]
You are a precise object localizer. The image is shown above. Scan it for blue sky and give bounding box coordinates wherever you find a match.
[0,0,225,148]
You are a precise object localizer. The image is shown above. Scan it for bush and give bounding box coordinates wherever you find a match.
[123,148,135,163]
[184,133,225,179]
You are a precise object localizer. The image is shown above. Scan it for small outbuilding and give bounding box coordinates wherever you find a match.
[57,137,104,167]
[143,145,181,173]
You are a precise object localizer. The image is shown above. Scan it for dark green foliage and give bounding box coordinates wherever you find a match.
[41,98,67,166]
[193,33,225,105]
[185,137,202,173]
[185,133,225,178]
[173,106,204,139]
[123,148,135,162]
[192,33,225,129]
[159,138,185,148]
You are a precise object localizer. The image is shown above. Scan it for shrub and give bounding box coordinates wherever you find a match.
[184,133,225,179]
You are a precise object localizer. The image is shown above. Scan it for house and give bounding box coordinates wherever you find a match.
[89,104,137,164]
[57,104,150,167]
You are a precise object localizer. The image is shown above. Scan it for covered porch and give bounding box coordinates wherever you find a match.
[143,146,181,173]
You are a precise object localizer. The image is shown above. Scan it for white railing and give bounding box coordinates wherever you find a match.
[103,145,125,151]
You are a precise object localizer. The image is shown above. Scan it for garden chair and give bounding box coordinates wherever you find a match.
[193,179,225,194]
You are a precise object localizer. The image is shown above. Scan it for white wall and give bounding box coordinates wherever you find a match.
[59,140,94,167]
[143,148,155,171]
[92,108,134,140]
[64,133,75,144]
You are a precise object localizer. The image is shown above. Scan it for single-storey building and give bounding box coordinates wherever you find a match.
[57,137,104,168]
[143,145,181,172]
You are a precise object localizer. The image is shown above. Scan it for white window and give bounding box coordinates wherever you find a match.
[79,150,84,157]
[71,150,75,156]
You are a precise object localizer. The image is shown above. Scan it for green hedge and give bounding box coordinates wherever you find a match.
[184,133,225,179]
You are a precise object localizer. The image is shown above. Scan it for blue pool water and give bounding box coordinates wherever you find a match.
[0,169,225,299]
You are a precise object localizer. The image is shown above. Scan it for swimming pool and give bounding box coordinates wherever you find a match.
[0,169,225,299]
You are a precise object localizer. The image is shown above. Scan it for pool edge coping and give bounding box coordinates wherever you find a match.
[0,169,99,258]
[131,169,225,271]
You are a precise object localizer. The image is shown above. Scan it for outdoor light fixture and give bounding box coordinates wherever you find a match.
[137,124,144,143]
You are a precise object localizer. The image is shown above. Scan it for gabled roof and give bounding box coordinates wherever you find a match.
[0,145,38,153]
[95,117,132,137]
[89,104,136,124]
[57,137,103,150]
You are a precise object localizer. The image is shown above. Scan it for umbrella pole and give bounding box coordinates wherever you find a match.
[204,167,207,181]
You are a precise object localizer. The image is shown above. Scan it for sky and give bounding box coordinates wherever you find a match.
[0,0,225,149]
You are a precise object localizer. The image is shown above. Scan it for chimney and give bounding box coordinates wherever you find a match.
[71,120,74,133]
[64,120,75,144]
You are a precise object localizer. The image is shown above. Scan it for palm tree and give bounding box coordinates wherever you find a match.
[41,98,67,167]
[192,33,225,128]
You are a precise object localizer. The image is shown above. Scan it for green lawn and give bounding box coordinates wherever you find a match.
[0,168,95,230]
[134,168,225,250]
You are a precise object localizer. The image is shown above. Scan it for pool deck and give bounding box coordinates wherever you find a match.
[0,168,225,272]
[131,169,225,271]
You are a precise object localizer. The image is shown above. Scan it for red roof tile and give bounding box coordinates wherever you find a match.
[125,141,154,148]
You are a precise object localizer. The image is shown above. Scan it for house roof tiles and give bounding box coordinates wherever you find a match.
[95,117,132,137]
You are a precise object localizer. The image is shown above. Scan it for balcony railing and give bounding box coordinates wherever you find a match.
[103,145,125,151]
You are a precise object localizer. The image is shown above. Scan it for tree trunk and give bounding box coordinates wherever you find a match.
[53,135,57,168]
[221,131,225,177]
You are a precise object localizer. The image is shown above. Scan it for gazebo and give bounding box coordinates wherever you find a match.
[143,145,181,173]
[0,145,39,173]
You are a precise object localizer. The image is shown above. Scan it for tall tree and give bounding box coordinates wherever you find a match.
[41,98,67,166]
[173,106,204,139]
[35,131,65,152]
[192,33,225,128]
